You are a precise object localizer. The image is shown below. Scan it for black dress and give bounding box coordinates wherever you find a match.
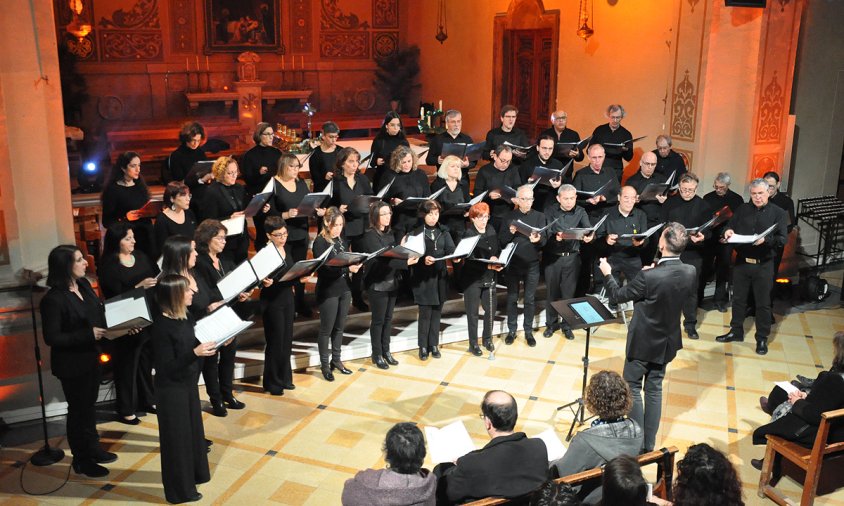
[200,181,249,263]
[269,177,311,310]
[40,278,105,464]
[153,210,198,260]
[241,144,281,197]
[309,145,343,192]
[168,143,206,182]
[260,244,295,393]
[369,134,409,191]
[98,253,158,417]
[430,177,469,241]
[360,228,407,358]
[331,174,373,242]
[388,170,431,238]
[411,224,455,349]
[101,182,155,258]
[151,315,210,503]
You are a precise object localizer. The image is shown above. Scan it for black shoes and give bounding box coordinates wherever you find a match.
[297,306,313,318]
[224,397,245,410]
[383,352,399,366]
[756,339,768,355]
[205,439,213,453]
[751,458,764,471]
[505,332,516,345]
[268,389,284,396]
[526,333,537,347]
[419,347,429,360]
[685,327,699,340]
[210,401,228,417]
[92,448,117,464]
[72,458,109,478]
[373,356,389,369]
[282,383,296,390]
[483,338,494,352]
[353,299,369,312]
[469,344,482,356]
[431,346,441,359]
[321,365,335,382]
[118,415,140,426]
[331,360,353,374]
[543,323,558,338]
[716,331,744,343]
[562,327,575,340]
[716,302,728,313]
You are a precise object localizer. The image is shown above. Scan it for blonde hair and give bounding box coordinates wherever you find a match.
[437,155,463,179]
[212,156,237,183]
[389,145,418,173]
[319,206,344,241]
[156,275,189,320]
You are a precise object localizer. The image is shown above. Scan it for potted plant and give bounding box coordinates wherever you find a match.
[373,45,420,113]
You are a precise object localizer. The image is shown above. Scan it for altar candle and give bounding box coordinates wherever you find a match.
[439,99,442,111]
[206,56,210,71]
[420,106,424,118]
[186,57,189,72]
[195,55,200,71]
[300,55,304,69]
[281,55,285,70]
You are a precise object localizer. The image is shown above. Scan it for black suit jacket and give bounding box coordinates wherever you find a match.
[439,432,548,504]
[40,278,105,378]
[604,256,696,364]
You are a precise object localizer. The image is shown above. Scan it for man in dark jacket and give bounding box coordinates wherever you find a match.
[599,222,696,452]
[435,390,548,504]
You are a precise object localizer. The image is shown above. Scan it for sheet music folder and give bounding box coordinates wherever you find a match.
[551,296,622,331]
[104,288,152,339]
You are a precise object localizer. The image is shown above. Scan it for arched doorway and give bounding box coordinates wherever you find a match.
[492,0,560,139]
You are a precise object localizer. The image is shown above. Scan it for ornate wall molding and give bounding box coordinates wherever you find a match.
[671,70,697,140]
[756,71,784,143]
[320,32,369,58]
[372,31,397,58]
[668,0,707,142]
[321,0,368,30]
[98,0,160,29]
[290,0,313,52]
[372,0,398,28]
[169,0,194,53]
[100,31,163,61]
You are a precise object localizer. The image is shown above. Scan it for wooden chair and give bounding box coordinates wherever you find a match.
[464,446,678,506]
[758,408,844,506]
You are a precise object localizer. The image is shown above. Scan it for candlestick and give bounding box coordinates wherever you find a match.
[300,55,304,69]
[186,57,189,72]
[281,55,285,71]
[439,99,442,111]
[195,56,200,72]
[420,106,424,118]
[205,56,210,71]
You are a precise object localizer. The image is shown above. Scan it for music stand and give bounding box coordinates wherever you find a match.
[551,295,622,441]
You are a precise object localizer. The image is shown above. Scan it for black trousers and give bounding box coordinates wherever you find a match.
[288,239,308,311]
[418,304,443,348]
[318,292,351,363]
[201,338,237,404]
[369,288,397,357]
[463,282,495,345]
[349,235,366,304]
[609,254,642,286]
[505,263,540,332]
[112,332,154,416]
[58,369,101,461]
[544,254,580,329]
[702,242,733,304]
[262,293,295,392]
[730,260,774,341]
[680,250,703,328]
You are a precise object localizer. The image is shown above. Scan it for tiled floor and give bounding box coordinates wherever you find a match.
[2,296,844,504]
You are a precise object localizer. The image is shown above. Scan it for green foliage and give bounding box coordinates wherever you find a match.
[373,45,421,104]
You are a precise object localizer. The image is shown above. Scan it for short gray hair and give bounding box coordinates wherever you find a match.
[714,172,731,185]
[662,222,688,256]
[516,184,534,198]
[749,178,770,190]
[444,109,462,122]
[558,184,576,195]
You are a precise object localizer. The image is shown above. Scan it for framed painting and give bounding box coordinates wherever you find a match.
[205,0,281,53]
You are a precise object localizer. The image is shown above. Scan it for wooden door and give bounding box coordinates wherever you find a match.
[504,29,553,140]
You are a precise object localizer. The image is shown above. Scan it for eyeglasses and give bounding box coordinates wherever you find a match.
[474,214,490,219]
[213,235,227,241]
[478,413,486,420]
[641,162,657,167]
[261,132,274,136]
[270,231,288,238]
[519,196,534,201]
[609,115,623,120]
[678,187,696,194]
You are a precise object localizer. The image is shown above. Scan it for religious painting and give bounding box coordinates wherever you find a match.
[205,0,281,52]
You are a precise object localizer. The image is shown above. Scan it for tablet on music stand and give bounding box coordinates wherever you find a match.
[551,295,621,330]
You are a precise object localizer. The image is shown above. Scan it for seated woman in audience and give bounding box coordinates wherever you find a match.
[152,274,216,504]
[312,207,362,381]
[199,156,249,263]
[600,454,659,506]
[551,370,643,504]
[98,222,158,424]
[193,219,252,416]
[40,245,115,478]
[411,200,455,361]
[460,202,502,356]
[101,151,155,258]
[168,120,206,182]
[369,111,410,192]
[360,201,418,369]
[430,155,469,241]
[750,331,844,469]
[530,481,582,506]
[387,145,429,239]
[341,422,436,506]
[659,443,743,506]
[154,181,197,260]
[269,153,317,317]
[260,216,308,395]
[331,147,373,311]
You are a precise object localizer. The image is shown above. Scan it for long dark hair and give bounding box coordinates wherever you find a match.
[333,147,361,179]
[161,235,193,275]
[368,201,392,235]
[673,443,744,506]
[105,151,149,194]
[375,111,406,140]
[46,245,83,289]
[101,221,134,261]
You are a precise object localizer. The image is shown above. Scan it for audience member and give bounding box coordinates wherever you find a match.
[551,370,643,504]
[599,455,649,506]
[671,443,744,506]
[530,481,582,506]
[434,390,548,504]
[341,422,436,506]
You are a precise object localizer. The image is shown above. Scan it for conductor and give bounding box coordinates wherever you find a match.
[599,222,696,452]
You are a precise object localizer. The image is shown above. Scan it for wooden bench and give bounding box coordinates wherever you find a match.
[185,89,312,113]
[759,408,844,505]
[464,446,679,505]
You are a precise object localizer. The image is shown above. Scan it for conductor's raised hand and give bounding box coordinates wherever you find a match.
[598,257,612,276]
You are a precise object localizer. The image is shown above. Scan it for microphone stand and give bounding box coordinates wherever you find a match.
[23,270,65,466]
